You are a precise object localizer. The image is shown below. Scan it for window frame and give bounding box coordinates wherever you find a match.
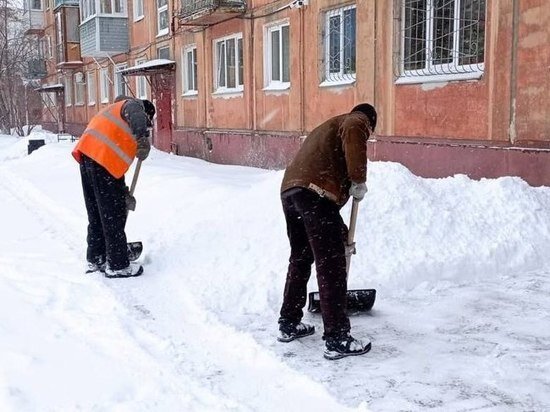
[75,75,85,106]
[133,0,144,21]
[182,45,198,96]
[114,63,129,98]
[397,0,486,84]
[213,33,244,94]
[135,58,148,99]
[87,71,96,105]
[100,67,110,103]
[321,4,357,87]
[264,21,290,91]
[65,75,73,107]
[157,0,168,36]
[30,0,42,11]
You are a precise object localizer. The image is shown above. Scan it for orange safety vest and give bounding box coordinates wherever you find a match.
[72,101,137,178]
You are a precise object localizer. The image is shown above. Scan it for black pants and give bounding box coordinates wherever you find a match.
[80,155,129,270]
[279,187,350,338]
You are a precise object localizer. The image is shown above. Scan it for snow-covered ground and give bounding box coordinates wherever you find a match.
[1,129,549,411]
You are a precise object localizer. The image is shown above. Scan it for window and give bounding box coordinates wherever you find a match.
[157,47,170,60]
[134,0,144,20]
[99,0,125,14]
[81,0,96,20]
[75,75,85,105]
[31,0,42,10]
[55,12,64,64]
[135,59,148,99]
[265,22,290,89]
[114,64,129,98]
[157,0,168,35]
[214,34,244,93]
[87,71,96,105]
[398,0,486,83]
[40,36,52,59]
[65,76,72,106]
[323,5,356,84]
[182,46,197,95]
[100,68,110,103]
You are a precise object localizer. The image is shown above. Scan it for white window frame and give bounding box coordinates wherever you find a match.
[75,76,85,106]
[65,76,72,106]
[30,0,42,11]
[264,21,290,90]
[114,63,129,98]
[322,4,357,86]
[397,0,485,84]
[135,58,148,99]
[133,0,144,21]
[100,67,110,103]
[87,71,96,105]
[182,45,198,96]
[213,33,244,94]
[157,0,168,36]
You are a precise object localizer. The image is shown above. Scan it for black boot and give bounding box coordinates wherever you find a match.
[277,319,315,342]
[324,333,371,360]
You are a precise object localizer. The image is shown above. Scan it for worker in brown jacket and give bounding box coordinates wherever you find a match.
[277,103,376,360]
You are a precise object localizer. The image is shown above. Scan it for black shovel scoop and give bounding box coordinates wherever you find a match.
[307,198,376,313]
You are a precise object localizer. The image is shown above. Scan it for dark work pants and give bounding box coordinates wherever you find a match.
[80,154,129,271]
[279,187,351,338]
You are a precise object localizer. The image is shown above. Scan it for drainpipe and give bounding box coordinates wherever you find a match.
[508,0,519,144]
[251,14,257,132]
[299,5,305,135]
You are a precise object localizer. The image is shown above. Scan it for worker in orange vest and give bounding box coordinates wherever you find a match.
[72,96,155,278]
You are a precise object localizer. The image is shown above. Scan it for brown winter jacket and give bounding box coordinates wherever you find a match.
[281,111,372,206]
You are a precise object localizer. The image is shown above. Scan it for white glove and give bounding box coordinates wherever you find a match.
[345,242,356,257]
[349,182,368,201]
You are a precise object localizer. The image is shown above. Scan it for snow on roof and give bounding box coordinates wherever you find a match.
[34,83,64,92]
[119,59,176,76]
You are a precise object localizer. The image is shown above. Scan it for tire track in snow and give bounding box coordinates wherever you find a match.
[0,165,363,411]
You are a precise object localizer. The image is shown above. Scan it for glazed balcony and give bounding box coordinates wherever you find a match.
[179,0,246,27]
[23,0,45,35]
[80,0,129,57]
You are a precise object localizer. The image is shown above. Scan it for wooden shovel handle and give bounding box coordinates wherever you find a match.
[129,159,142,196]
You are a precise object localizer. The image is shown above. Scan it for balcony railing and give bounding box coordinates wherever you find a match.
[179,0,246,26]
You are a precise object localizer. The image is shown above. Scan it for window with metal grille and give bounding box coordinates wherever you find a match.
[396,0,486,83]
[321,4,356,85]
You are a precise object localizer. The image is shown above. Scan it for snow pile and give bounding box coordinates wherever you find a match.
[1,132,549,411]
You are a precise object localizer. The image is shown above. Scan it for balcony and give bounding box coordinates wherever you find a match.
[179,0,246,27]
[23,0,45,35]
[80,16,129,57]
[55,7,83,68]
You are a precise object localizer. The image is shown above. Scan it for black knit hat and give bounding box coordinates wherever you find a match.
[141,99,156,120]
[351,103,377,131]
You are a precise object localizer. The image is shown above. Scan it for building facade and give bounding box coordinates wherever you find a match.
[28,0,550,185]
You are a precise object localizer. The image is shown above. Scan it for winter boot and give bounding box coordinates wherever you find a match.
[277,319,315,342]
[104,262,144,278]
[323,333,371,360]
[85,257,106,274]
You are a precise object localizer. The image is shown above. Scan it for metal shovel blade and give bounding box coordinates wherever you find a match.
[307,289,376,313]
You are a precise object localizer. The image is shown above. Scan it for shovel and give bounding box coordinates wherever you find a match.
[126,159,143,261]
[307,198,376,313]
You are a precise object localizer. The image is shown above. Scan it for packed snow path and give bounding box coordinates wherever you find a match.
[1,134,549,411]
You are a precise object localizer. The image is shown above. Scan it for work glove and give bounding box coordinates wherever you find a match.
[136,136,151,160]
[345,242,356,257]
[349,182,368,201]
[125,189,136,212]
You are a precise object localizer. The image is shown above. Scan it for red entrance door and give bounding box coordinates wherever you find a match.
[151,73,173,152]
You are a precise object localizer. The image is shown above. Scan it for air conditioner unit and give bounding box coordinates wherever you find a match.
[74,72,84,83]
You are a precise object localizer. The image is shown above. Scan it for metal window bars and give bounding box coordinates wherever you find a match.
[395,0,486,79]
[322,5,357,83]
